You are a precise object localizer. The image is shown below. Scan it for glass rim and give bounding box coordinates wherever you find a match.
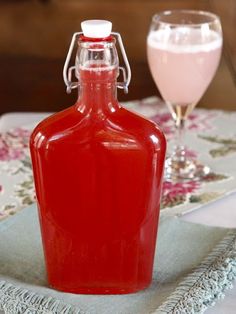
[152,9,221,28]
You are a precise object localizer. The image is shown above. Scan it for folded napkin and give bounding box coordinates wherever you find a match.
[0,205,236,314]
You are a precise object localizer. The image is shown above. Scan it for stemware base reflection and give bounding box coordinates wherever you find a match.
[165,146,211,181]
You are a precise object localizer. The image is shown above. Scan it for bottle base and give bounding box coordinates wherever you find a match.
[49,282,151,295]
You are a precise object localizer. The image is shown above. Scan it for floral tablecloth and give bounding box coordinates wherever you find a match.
[0,96,236,220]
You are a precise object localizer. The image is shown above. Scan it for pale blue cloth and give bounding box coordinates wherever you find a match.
[0,204,235,313]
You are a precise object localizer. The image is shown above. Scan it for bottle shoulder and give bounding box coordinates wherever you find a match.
[31,106,75,134]
[115,107,167,145]
[30,105,81,149]
[90,107,167,154]
[30,105,166,153]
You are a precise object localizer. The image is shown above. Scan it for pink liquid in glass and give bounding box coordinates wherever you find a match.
[147,28,222,106]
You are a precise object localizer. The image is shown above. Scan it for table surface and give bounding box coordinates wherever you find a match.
[1,112,236,314]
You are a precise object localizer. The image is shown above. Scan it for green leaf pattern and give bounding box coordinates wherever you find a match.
[199,135,236,158]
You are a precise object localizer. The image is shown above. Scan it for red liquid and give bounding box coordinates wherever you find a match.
[30,66,166,294]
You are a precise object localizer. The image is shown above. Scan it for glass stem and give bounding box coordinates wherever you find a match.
[176,118,185,147]
[174,117,186,159]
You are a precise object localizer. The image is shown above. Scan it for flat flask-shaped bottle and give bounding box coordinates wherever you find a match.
[30,20,166,294]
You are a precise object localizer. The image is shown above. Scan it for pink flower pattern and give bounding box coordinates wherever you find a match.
[151,111,216,140]
[0,128,31,161]
[0,106,227,219]
[163,181,200,196]
[161,180,200,208]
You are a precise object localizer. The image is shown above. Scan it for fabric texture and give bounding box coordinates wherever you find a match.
[0,204,236,314]
[1,97,236,221]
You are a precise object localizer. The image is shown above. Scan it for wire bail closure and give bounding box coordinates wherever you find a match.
[63,32,131,94]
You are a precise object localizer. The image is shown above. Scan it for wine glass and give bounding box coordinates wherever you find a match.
[147,10,223,181]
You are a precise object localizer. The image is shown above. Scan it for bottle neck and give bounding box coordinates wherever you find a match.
[75,37,119,116]
[76,66,119,115]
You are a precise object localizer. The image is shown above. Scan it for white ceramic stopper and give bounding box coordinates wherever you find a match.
[81,20,112,38]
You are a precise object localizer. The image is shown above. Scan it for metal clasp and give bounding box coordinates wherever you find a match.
[63,32,82,94]
[112,32,131,94]
[63,32,131,94]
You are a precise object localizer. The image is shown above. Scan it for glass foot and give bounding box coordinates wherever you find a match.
[165,154,211,182]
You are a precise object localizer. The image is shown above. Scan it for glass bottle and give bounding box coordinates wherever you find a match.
[30,20,166,294]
